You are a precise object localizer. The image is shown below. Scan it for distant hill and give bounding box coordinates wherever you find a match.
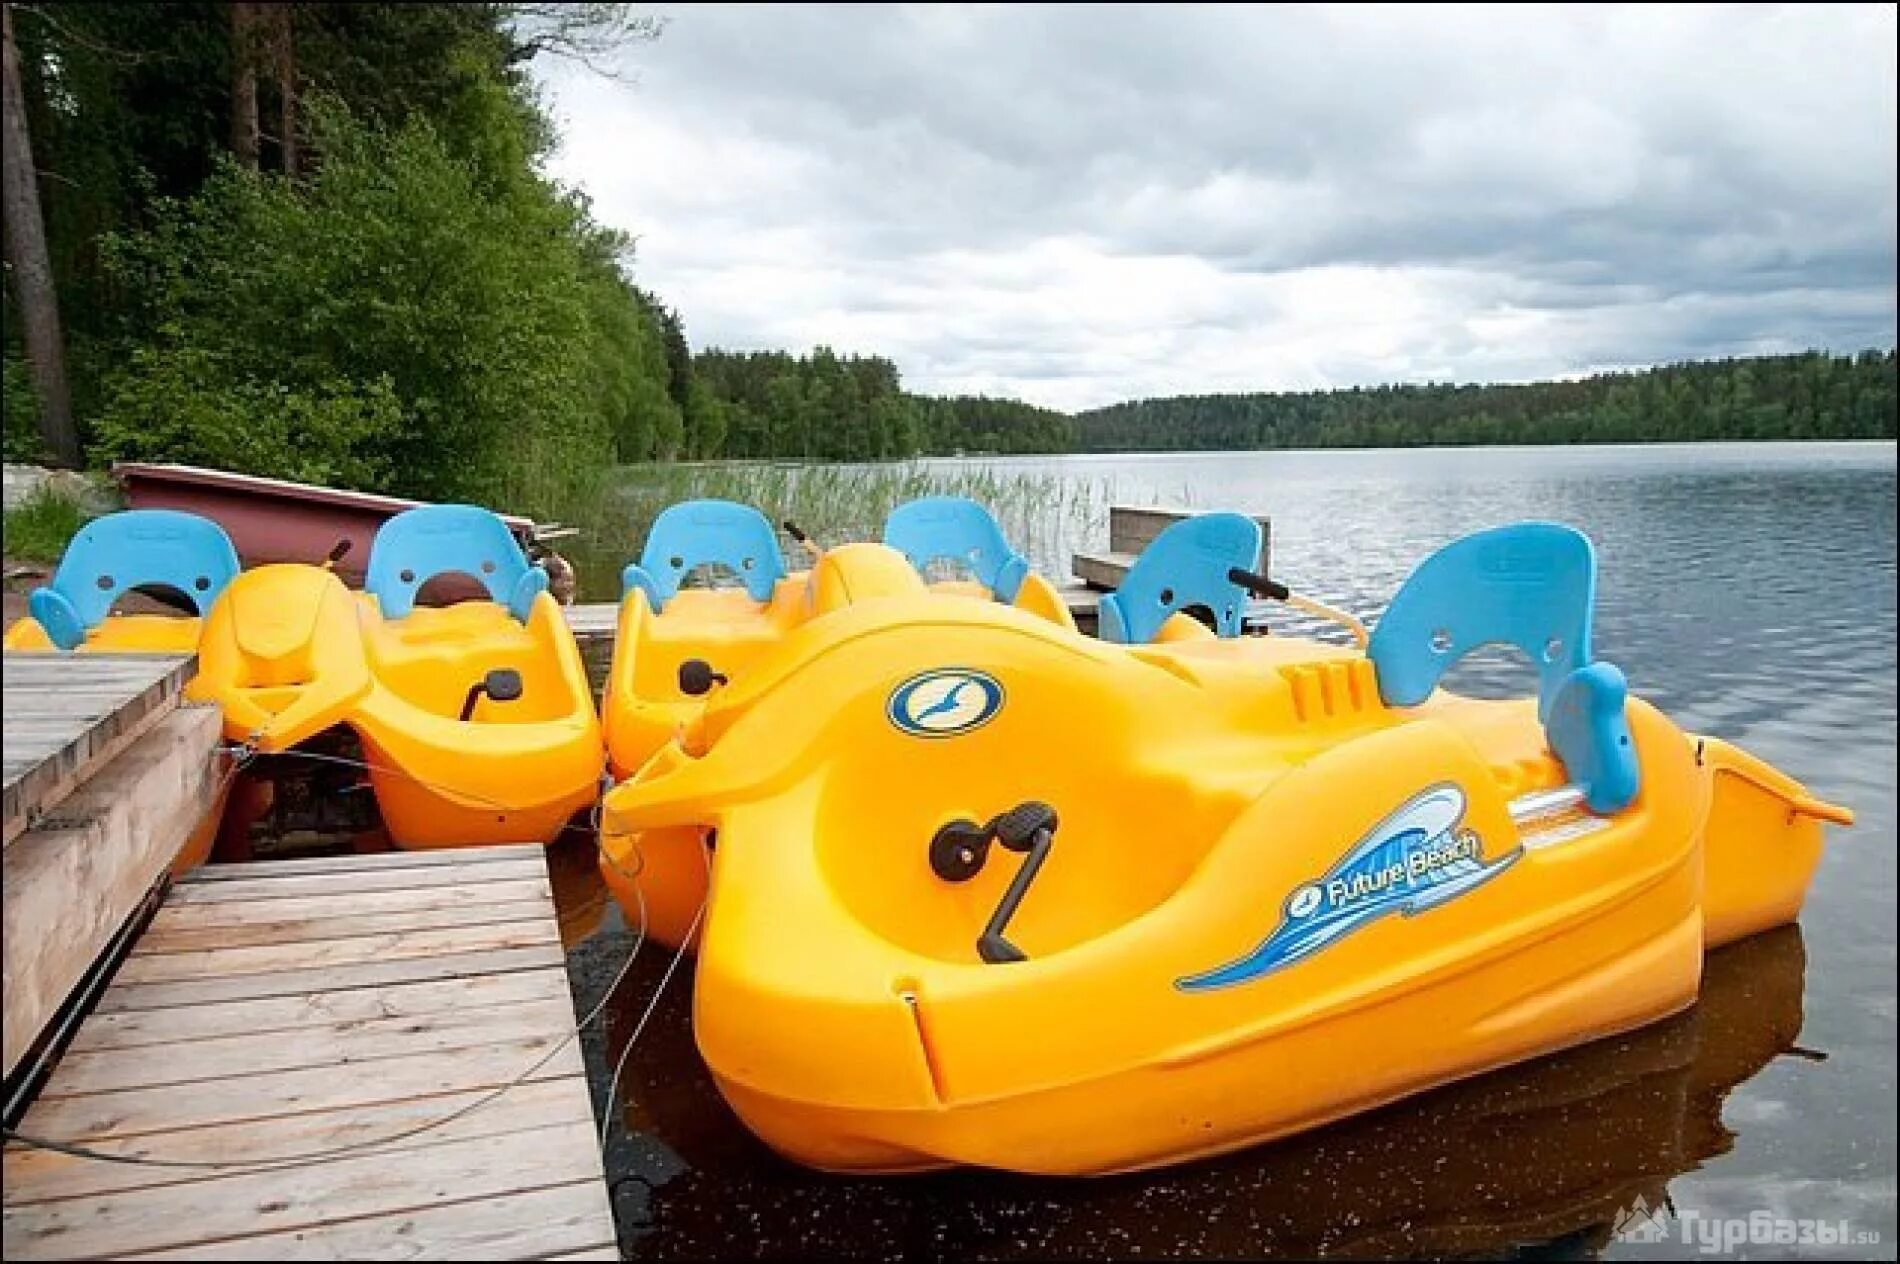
[1071,350,1896,453]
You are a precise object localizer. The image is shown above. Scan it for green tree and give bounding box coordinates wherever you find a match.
[93,102,623,515]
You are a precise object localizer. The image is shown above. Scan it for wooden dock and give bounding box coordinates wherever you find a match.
[3,654,198,845]
[1071,505,1273,592]
[3,653,225,1080]
[2,845,618,1261]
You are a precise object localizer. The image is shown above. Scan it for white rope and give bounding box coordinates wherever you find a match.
[599,834,711,1151]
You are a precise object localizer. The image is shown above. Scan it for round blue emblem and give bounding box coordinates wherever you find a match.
[887,669,1005,738]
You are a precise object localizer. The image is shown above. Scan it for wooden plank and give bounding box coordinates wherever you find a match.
[66,968,572,1054]
[562,603,618,639]
[1082,506,1274,592]
[1,705,224,1079]
[162,859,549,904]
[2,653,196,845]
[111,920,562,986]
[1,1119,605,1260]
[3,836,613,1262]
[120,1181,619,1261]
[1073,549,1138,591]
[3,1077,589,1205]
[1109,505,1190,553]
[41,996,582,1097]
[144,877,556,934]
[180,843,546,881]
[16,1033,587,1142]
[1107,504,1272,554]
[136,898,558,953]
[93,943,568,1012]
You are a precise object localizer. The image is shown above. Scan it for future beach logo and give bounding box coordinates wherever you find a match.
[1177,783,1520,991]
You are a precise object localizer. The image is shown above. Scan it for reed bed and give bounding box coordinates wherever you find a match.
[563,461,1112,601]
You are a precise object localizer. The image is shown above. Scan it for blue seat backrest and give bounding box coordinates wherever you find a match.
[29,509,241,650]
[1369,522,1595,720]
[364,504,546,623]
[621,499,785,611]
[1370,522,1639,812]
[1097,513,1262,645]
[882,496,1029,602]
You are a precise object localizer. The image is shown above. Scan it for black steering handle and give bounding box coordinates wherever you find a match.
[1227,566,1290,602]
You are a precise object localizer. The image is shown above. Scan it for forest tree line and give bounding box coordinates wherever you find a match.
[682,348,1894,460]
[690,347,1076,460]
[1072,351,1897,453]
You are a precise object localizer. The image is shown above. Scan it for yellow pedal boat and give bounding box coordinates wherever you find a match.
[601,497,1074,940]
[4,509,240,654]
[190,504,602,848]
[600,519,1852,1176]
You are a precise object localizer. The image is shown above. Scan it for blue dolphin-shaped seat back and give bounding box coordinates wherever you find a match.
[1368,522,1639,812]
[882,496,1030,602]
[365,504,546,623]
[621,499,785,612]
[1097,512,1263,645]
[29,509,241,650]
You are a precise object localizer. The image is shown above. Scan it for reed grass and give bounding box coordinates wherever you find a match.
[1,486,94,564]
[563,461,1110,601]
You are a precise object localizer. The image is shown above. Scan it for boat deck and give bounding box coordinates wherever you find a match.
[1,845,618,1261]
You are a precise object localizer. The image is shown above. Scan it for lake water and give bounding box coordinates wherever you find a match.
[559,441,1896,1259]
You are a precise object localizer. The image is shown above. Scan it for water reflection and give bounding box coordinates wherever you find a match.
[567,914,1810,1260]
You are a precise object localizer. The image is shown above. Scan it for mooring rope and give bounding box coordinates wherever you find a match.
[599,835,712,1150]
[3,745,682,1171]
[218,741,531,817]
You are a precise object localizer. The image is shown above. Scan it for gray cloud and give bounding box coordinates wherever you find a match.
[538,3,1898,410]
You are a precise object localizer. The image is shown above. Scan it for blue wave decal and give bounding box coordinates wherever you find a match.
[1177,783,1519,991]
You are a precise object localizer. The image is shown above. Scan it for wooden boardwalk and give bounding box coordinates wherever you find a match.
[3,652,223,1080]
[2,654,196,845]
[2,845,619,1261]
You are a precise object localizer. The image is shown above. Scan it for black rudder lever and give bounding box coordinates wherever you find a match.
[460,668,524,721]
[678,659,729,697]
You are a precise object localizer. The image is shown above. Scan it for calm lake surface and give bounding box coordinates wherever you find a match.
[558,441,1897,1260]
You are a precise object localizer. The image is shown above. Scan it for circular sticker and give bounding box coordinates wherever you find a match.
[887,669,1005,738]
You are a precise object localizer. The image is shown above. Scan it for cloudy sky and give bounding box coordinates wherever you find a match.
[537,4,1897,412]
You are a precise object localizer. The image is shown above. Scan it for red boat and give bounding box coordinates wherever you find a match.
[112,462,564,590]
